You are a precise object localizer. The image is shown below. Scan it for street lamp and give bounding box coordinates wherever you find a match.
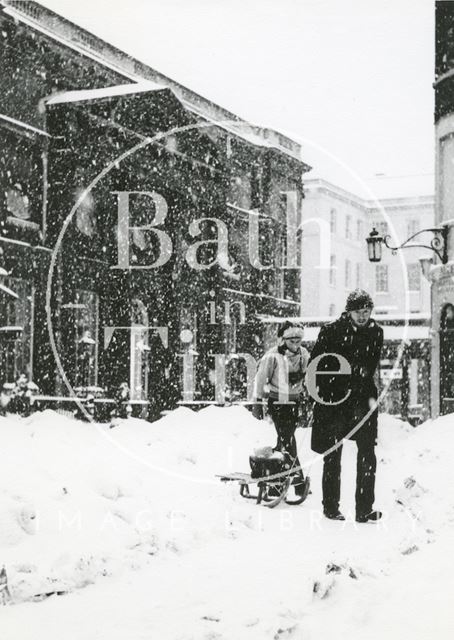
[366,228,383,262]
[366,224,449,264]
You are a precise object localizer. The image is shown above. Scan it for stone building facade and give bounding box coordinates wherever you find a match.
[0,0,309,418]
[431,1,454,416]
[299,176,434,421]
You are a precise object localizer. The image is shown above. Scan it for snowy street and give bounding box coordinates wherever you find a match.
[0,407,453,639]
[0,1,450,638]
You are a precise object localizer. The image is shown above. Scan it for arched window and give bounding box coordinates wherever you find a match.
[440,303,454,331]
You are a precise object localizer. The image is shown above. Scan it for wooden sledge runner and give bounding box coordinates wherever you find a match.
[217,471,311,508]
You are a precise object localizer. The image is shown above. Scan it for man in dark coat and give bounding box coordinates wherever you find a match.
[309,289,383,523]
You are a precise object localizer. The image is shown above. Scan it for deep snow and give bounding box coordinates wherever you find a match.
[0,406,453,639]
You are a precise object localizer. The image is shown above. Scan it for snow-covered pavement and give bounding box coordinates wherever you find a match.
[0,406,453,639]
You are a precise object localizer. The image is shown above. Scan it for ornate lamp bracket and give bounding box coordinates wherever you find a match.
[383,225,449,264]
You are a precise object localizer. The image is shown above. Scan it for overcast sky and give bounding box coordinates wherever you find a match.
[40,0,435,193]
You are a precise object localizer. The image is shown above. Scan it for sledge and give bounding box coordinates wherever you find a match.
[217,470,311,508]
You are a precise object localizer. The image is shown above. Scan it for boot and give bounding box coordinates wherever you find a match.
[323,509,345,521]
[356,510,382,523]
[292,473,305,496]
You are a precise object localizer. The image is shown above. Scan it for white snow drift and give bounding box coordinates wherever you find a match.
[0,406,453,639]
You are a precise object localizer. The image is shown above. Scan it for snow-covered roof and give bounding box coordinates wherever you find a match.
[3,0,304,162]
[304,171,434,203]
[182,104,272,150]
[45,81,167,105]
[363,174,434,201]
[182,105,302,161]
[45,85,303,161]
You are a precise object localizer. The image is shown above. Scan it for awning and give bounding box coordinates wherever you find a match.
[302,325,430,343]
[383,325,430,341]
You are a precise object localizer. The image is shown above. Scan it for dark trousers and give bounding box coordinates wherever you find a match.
[322,438,377,516]
[267,399,300,466]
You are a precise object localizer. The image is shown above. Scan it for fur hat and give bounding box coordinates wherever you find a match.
[277,321,304,340]
[345,289,374,312]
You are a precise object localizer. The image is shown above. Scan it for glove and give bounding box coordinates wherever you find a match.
[252,400,264,420]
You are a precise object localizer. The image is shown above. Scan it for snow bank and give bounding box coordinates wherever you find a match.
[0,405,276,601]
[0,407,453,639]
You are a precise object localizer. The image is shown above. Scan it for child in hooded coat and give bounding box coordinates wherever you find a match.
[253,321,310,472]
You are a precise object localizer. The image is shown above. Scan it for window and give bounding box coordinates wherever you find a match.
[356,219,363,241]
[226,136,232,158]
[165,134,178,153]
[6,184,30,220]
[275,267,285,299]
[0,278,32,382]
[407,263,421,292]
[345,215,352,240]
[375,265,389,293]
[0,132,42,226]
[330,209,336,234]
[345,259,351,287]
[75,188,96,237]
[441,134,454,219]
[356,263,362,288]
[372,221,388,237]
[228,173,251,210]
[407,219,419,238]
[329,254,336,286]
[329,303,336,317]
[74,290,99,388]
[130,299,149,401]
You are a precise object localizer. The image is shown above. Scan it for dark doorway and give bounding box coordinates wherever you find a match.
[440,303,454,414]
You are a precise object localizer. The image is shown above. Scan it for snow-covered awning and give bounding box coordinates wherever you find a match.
[258,314,431,343]
[300,325,430,343]
[382,325,430,341]
[259,312,432,324]
[223,288,300,305]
